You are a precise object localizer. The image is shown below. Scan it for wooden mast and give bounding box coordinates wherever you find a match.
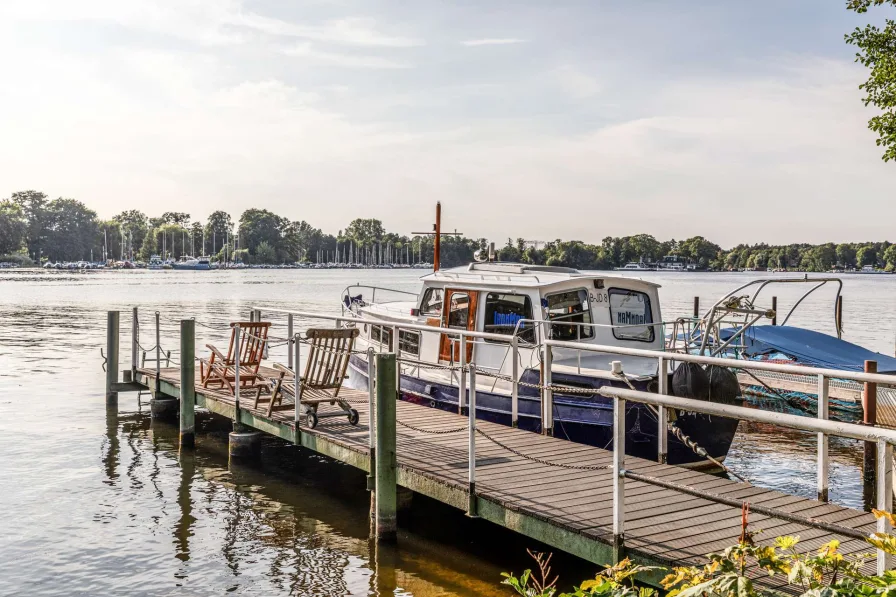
[434,201,441,271]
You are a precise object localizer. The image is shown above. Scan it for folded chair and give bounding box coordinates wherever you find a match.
[200,321,271,395]
[254,327,360,428]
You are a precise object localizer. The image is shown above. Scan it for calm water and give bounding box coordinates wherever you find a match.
[1,269,894,596]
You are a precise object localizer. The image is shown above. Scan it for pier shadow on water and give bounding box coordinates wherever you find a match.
[96,402,598,596]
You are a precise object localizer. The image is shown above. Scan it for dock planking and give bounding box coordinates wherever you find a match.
[135,365,879,590]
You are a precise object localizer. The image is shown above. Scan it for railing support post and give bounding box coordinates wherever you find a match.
[612,395,626,563]
[233,324,242,432]
[693,296,700,318]
[817,374,829,502]
[864,360,879,502]
[877,438,893,575]
[771,296,778,326]
[106,311,120,408]
[131,307,138,379]
[543,344,553,436]
[367,347,376,492]
[180,319,195,449]
[393,325,401,390]
[511,337,519,428]
[294,333,301,444]
[467,365,478,517]
[458,334,467,414]
[375,353,397,542]
[657,356,667,464]
[287,314,294,369]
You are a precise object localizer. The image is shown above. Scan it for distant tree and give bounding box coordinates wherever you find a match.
[835,243,857,268]
[884,244,896,271]
[254,241,277,264]
[162,212,190,225]
[344,218,385,246]
[0,200,27,255]
[44,198,99,261]
[204,211,233,256]
[10,190,51,260]
[238,209,286,257]
[857,244,878,266]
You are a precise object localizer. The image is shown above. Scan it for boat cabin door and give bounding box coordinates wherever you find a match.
[439,289,479,363]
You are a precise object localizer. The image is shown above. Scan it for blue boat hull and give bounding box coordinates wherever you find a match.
[346,355,739,467]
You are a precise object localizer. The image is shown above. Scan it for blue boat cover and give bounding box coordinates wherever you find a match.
[721,325,896,373]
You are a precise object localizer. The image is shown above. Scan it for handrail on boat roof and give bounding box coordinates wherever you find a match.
[702,276,844,338]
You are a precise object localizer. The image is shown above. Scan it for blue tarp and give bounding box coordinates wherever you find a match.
[721,325,896,373]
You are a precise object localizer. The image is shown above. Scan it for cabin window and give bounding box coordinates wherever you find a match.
[420,288,444,317]
[370,325,392,346]
[608,288,654,342]
[483,292,535,343]
[446,292,472,328]
[544,289,594,341]
[399,330,421,355]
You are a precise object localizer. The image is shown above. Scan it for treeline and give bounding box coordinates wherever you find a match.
[2,189,896,271]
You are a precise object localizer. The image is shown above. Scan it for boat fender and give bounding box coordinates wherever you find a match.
[704,365,741,404]
[671,362,710,401]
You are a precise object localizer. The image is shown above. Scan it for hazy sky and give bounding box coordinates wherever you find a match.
[1,1,894,247]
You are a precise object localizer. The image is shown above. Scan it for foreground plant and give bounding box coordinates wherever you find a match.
[503,505,896,597]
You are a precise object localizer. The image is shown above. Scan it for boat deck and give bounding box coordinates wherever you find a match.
[136,365,880,590]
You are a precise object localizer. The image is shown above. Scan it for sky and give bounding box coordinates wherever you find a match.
[1,0,894,247]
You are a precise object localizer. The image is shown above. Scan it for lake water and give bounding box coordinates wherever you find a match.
[1,268,894,596]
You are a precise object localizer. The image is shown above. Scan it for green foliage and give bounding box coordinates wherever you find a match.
[502,552,659,597]
[846,0,896,161]
[0,200,27,255]
[11,190,50,260]
[344,218,385,246]
[254,240,277,264]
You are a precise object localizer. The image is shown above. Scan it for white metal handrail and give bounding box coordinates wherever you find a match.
[598,384,894,575]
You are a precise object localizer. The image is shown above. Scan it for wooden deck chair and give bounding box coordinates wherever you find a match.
[254,327,360,428]
[199,321,271,395]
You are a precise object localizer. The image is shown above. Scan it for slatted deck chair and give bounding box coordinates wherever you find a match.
[199,321,271,395]
[254,328,360,428]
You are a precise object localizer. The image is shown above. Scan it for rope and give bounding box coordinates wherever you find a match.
[475,428,611,471]
[396,420,468,434]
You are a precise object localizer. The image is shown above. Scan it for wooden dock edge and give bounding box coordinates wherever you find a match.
[133,370,673,585]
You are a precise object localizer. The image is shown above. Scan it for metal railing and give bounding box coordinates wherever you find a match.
[597,383,895,574]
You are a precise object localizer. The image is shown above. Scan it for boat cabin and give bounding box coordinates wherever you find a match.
[348,262,664,380]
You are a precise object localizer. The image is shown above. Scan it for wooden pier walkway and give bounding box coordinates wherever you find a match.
[135,365,879,590]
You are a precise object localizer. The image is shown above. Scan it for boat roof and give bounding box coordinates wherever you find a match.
[419,262,661,289]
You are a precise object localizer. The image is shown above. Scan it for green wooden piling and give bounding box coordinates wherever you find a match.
[106,311,119,408]
[179,319,195,449]
[375,353,397,542]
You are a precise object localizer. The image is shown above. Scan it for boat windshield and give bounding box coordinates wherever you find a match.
[545,289,594,341]
[608,288,654,342]
[483,292,535,343]
[419,288,444,316]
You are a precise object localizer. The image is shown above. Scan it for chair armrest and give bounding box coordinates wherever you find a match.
[206,344,228,361]
[272,362,296,376]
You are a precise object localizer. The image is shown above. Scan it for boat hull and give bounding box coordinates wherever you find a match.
[346,355,739,468]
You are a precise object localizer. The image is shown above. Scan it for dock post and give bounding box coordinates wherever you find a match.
[179,319,195,449]
[612,394,626,563]
[876,438,893,575]
[229,324,260,460]
[393,325,401,389]
[511,337,519,428]
[131,307,138,379]
[543,344,553,436]
[154,311,161,396]
[287,314,294,371]
[467,365,478,517]
[817,374,829,502]
[693,296,699,318]
[657,356,667,464]
[374,353,397,542]
[771,297,777,326]
[367,348,376,492]
[864,360,879,504]
[106,311,120,408]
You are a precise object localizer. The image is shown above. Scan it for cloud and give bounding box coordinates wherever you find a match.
[281,43,411,69]
[460,38,526,46]
[229,15,423,47]
[554,65,602,99]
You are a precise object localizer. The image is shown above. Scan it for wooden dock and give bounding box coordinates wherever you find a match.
[132,364,880,590]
